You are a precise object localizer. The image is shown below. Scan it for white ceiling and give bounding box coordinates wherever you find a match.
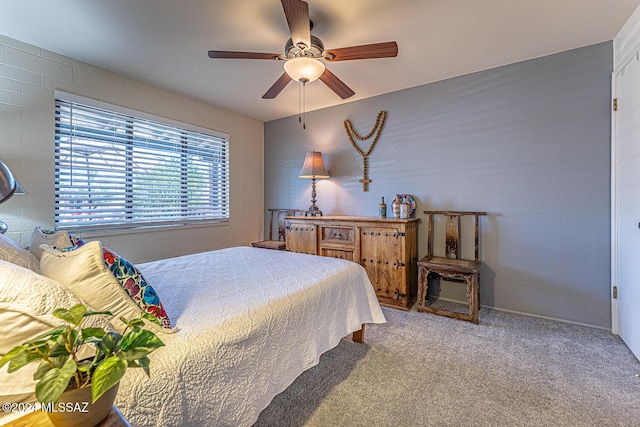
[1,0,638,122]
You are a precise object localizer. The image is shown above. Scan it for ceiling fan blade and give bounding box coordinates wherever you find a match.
[324,41,398,62]
[262,72,293,99]
[208,50,280,60]
[319,68,355,99]
[281,0,311,50]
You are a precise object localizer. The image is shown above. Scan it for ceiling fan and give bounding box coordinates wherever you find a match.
[207,0,398,100]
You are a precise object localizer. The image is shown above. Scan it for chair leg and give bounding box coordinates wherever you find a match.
[417,266,428,308]
[477,272,481,311]
[465,273,479,325]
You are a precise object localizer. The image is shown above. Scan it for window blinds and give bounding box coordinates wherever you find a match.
[54,97,229,231]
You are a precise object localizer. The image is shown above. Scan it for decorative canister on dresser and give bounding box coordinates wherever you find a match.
[400,199,411,219]
[391,194,401,218]
[397,194,416,219]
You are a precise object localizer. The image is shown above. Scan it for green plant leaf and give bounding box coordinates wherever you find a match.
[136,356,151,377]
[140,311,162,326]
[7,345,47,373]
[33,361,54,380]
[127,318,145,330]
[22,340,49,352]
[49,342,71,358]
[77,359,93,373]
[50,328,80,357]
[118,329,165,361]
[84,310,112,317]
[53,304,86,327]
[98,332,121,356]
[91,344,106,363]
[91,356,126,403]
[35,359,77,404]
[82,327,106,340]
[0,345,25,369]
[50,356,69,369]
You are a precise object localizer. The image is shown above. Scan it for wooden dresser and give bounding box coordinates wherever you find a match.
[285,216,419,310]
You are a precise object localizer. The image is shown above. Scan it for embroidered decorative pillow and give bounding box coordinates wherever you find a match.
[29,226,72,260]
[30,226,86,260]
[0,233,40,272]
[102,247,171,329]
[39,242,175,334]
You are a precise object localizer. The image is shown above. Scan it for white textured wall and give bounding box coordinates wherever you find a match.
[265,42,613,328]
[0,35,264,263]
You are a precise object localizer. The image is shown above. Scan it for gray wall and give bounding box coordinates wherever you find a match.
[264,42,612,329]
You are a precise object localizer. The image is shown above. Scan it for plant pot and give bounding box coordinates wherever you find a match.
[46,382,119,427]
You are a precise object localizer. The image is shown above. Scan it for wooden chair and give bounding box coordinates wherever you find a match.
[252,209,304,250]
[417,211,486,324]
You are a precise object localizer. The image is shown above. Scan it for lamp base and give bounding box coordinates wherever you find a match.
[304,207,323,217]
[304,177,324,216]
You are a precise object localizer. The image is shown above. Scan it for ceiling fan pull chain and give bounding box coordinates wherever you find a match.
[298,80,302,124]
[296,78,308,130]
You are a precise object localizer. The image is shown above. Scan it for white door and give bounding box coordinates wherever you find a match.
[614,51,640,360]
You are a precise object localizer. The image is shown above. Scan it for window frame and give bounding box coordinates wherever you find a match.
[53,90,230,232]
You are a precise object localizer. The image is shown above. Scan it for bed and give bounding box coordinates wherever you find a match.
[1,235,385,426]
[110,246,386,427]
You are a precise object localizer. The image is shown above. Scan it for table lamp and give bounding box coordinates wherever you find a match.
[298,151,329,216]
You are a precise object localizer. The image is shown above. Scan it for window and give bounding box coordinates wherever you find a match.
[54,92,229,231]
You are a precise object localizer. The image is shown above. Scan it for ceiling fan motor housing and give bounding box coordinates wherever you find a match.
[285,35,325,59]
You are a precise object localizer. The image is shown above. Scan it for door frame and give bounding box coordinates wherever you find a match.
[611,72,618,335]
[611,4,640,337]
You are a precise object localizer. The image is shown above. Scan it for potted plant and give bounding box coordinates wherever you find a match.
[0,304,165,427]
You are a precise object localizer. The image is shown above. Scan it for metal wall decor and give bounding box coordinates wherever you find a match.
[344,111,387,191]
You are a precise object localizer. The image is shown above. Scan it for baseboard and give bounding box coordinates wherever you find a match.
[419,296,611,331]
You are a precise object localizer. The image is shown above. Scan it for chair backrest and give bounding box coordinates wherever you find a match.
[268,209,304,241]
[424,211,486,262]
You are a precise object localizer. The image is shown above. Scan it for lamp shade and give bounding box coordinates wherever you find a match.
[299,151,330,179]
[0,160,22,204]
[283,57,326,83]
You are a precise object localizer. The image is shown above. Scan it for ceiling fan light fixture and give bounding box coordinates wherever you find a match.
[283,57,325,83]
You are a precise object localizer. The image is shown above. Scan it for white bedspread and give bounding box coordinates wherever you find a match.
[114,246,385,427]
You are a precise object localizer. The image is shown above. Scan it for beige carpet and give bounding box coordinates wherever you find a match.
[254,306,640,427]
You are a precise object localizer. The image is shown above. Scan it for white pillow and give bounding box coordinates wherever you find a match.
[39,241,171,335]
[29,226,72,260]
[0,234,40,273]
[0,260,112,425]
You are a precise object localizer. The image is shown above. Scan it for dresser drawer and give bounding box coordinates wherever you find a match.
[321,248,355,261]
[319,225,355,249]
